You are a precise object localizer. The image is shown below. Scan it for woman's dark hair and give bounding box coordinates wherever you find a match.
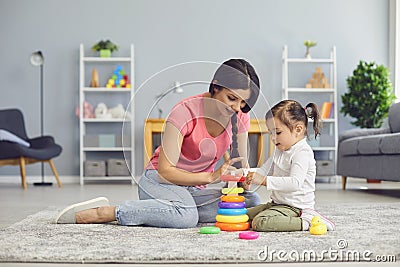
[209,59,260,113]
[265,100,322,139]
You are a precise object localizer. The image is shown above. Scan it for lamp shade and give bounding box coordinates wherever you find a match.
[30,51,44,66]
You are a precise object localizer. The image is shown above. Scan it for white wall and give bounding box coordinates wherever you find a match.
[0,0,390,176]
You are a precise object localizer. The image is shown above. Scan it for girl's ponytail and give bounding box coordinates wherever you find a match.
[305,103,322,139]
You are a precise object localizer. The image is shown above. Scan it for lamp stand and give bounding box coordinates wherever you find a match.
[34,64,52,186]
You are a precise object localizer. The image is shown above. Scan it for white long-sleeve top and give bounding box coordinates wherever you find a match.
[256,138,316,209]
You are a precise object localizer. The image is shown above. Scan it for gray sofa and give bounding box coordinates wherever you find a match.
[337,102,400,190]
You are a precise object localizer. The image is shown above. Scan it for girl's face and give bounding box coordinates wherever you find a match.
[212,86,251,117]
[266,117,304,151]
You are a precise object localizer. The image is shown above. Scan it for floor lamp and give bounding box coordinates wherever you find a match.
[30,51,52,186]
[155,81,184,118]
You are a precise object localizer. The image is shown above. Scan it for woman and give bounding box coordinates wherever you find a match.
[56,59,261,228]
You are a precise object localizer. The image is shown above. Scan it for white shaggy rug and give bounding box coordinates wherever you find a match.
[0,203,399,264]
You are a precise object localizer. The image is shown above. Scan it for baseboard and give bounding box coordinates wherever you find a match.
[0,175,141,185]
[0,175,80,184]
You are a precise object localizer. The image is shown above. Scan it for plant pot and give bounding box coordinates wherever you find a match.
[99,49,111,58]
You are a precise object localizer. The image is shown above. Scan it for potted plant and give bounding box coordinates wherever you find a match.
[91,40,119,58]
[341,60,395,128]
[304,40,317,59]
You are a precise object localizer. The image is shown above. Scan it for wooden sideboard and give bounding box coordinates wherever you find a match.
[144,118,273,168]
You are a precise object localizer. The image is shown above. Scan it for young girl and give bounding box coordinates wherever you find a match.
[245,100,335,232]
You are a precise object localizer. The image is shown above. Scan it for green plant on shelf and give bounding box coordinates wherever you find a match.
[91,40,119,57]
[304,40,317,59]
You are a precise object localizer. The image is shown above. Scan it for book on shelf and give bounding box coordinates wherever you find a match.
[320,102,333,119]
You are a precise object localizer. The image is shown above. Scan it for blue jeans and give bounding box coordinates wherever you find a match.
[115,170,261,228]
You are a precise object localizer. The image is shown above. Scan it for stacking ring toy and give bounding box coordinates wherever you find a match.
[216,214,249,223]
[220,175,245,182]
[199,226,221,234]
[215,222,250,231]
[221,187,244,194]
[217,208,247,215]
[239,231,259,240]
[221,195,245,202]
[218,201,245,209]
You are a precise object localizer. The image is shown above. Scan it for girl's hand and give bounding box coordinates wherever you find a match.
[246,172,267,186]
[245,172,254,186]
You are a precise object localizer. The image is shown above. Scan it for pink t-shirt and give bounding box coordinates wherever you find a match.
[147,93,250,173]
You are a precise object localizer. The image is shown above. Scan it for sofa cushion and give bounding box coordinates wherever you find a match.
[358,136,382,155]
[389,102,400,133]
[339,138,359,156]
[340,133,400,156]
[339,128,390,142]
[380,133,400,154]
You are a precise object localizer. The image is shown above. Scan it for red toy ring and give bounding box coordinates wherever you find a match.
[220,175,246,182]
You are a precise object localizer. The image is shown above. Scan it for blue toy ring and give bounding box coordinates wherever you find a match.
[217,208,247,215]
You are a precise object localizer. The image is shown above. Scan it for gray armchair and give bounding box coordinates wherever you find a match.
[0,109,62,189]
[337,102,400,190]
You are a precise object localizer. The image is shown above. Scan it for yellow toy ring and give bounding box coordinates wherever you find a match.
[221,195,245,202]
[221,188,244,194]
[215,222,250,231]
[216,214,249,223]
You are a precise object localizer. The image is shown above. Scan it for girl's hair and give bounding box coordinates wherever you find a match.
[265,100,322,139]
[209,58,260,113]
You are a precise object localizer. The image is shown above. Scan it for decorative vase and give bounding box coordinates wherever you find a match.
[305,48,311,59]
[100,49,111,58]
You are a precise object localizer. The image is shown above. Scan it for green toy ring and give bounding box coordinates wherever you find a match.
[200,226,221,234]
[221,187,244,194]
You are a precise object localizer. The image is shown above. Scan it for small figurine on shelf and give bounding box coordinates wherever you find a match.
[75,101,95,118]
[90,68,100,87]
[95,103,112,119]
[305,67,330,88]
[91,39,119,58]
[109,104,131,120]
[304,40,317,59]
[106,65,131,89]
[93,103,130,120]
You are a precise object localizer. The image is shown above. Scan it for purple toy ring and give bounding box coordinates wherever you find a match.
[218,201,246,209]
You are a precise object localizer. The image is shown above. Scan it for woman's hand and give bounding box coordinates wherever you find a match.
[210,156,243,183]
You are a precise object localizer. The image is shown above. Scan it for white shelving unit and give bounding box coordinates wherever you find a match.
[79,44,135,185]
[282,45,338,178]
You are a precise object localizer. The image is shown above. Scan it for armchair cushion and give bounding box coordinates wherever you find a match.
[0,129,30,147]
